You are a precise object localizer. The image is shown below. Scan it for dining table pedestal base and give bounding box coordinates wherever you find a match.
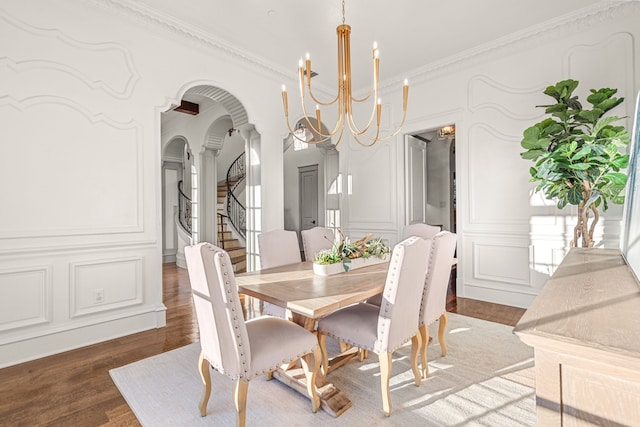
[270,365,353,417]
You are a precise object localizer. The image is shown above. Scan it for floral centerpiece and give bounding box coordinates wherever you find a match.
[312,230,390,275]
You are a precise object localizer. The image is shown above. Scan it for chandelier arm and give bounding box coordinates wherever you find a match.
[345,97,378,136]
[349,103,410,143]
[351,91,374,103]
[306,85,340,106]
[331,121,347,146]
[350,48,378,103]
[299,98,345,139]
[352,127,381,147]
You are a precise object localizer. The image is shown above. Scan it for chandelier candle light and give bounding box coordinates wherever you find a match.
[281,0,409,147]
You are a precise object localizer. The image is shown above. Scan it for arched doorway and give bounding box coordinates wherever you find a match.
[160,84,259,272]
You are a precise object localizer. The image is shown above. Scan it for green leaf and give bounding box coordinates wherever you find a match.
[567,185,583,205]
[568,163,591,170]
[592,115,622,136]
[603,172,627,186]
[577,109,604,124]
[521,150,545,160]
[557,198,568,209]
[571,145,591,160]
[521,127,550,150]
[612,155,629,169]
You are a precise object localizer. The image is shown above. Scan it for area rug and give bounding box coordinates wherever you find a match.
[110,313,535,426]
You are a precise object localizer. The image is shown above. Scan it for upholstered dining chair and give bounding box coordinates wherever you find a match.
[317,236,432,417]
[365,223,441,308]
[402,223,441,240]
[185,242,321,427]
[258,229,302,317]
[258,229,302,269]
[300,226,335,261]
[413,231,457,378]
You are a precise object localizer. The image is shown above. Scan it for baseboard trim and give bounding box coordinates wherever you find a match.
[0,306,166,369]
[461,284,536,309]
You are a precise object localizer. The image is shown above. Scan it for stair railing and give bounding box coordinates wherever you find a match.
[226,152,246,240]
[178,180,192,235]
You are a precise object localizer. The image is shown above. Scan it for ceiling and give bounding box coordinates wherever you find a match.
[133,0,607,94]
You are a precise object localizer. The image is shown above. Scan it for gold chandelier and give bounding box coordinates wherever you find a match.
[281,0,408,147]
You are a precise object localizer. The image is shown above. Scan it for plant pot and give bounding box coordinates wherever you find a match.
[313,253,389,276]
[312,261,345,276]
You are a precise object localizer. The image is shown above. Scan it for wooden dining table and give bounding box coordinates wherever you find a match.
[235,260,389,417]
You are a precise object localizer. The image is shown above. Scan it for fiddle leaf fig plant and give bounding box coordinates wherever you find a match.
[520,79,630,248]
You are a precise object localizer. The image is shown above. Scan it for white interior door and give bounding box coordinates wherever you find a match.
[405,135,428,225]
[299,164,319,231]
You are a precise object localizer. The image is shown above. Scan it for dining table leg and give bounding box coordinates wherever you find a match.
[269,312,353,417]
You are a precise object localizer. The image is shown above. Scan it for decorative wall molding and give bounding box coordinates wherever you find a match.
[87,0,295,85]
[0,265,51,332]
[466,122,531,226]
[0,9,139,99]
[381,1,639,91]
[0,238,157,257]
[467,75,548,120]
[0,95,144,239]
[347,142,395,225]
[563,31,636,119]
[69,256,143,318]
[471,241,531,287]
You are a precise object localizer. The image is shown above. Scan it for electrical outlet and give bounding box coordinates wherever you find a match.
[94,289,105,304]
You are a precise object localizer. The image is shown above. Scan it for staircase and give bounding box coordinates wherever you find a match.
[217,182,247,273]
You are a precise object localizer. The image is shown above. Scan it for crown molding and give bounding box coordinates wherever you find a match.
[378,1,640,92]
[86,0,296,85]
[86,1,636,98]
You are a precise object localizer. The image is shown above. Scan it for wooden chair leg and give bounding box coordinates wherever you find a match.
[419,324,429,378]
[233,378,249,427]
[300,346,321,413]
[438,313,448,356]
[318,333,329,376]
[410,333,422,386]
[266,370,273,381]
[198,352,212,417]
[379,351,393,417]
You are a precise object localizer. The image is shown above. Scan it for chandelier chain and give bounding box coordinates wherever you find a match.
[342,0,345,24]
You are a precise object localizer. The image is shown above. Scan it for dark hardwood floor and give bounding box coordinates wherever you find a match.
[0,263,526,426]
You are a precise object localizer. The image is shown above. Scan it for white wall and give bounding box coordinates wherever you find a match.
[1,0,639,367]
[0,0,288,367]
[339,2,640,308]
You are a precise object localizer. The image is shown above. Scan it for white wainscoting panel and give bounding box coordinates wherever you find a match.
[472,241,530,287]
[466,123,533,227]
[0,101,143,238]
[347,141,396,226]
[0,266,50,331]
[70,257,143,317]
[460,235,540,308]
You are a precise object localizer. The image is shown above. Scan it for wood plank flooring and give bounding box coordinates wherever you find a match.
[0,263,526,426]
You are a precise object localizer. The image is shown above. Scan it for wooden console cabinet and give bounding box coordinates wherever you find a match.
[514,248,640,426]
